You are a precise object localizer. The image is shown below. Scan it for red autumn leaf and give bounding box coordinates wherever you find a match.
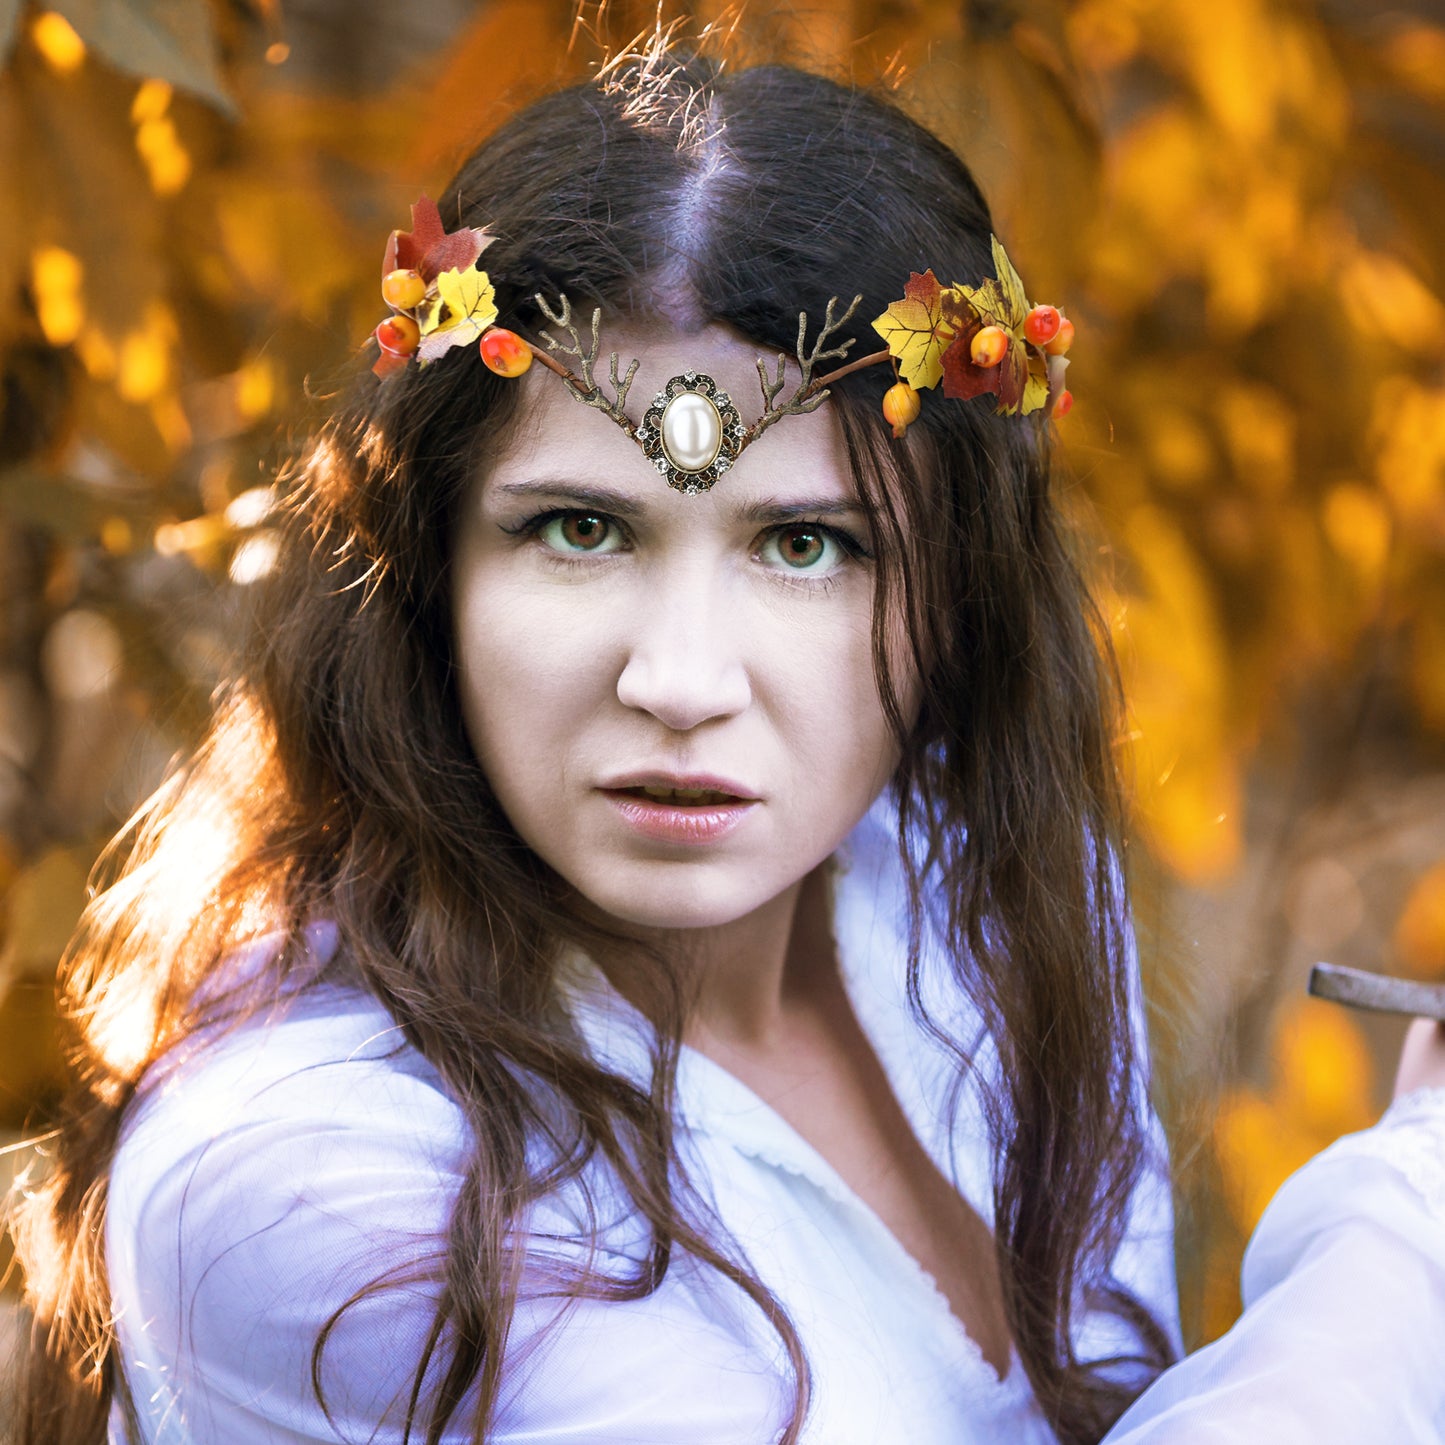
[381,195,493,284]
[938,297,999,402]
[940,336,999,401]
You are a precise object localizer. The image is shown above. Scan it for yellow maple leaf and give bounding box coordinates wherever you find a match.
[959,236,1031,334]
[418,266,498,361]
[1020,353,1051,416]
[872,270,957,390]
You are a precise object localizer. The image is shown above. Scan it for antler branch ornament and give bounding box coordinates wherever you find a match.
[369,198,1077,494]
[525,291,889,494]
[534,294,640,435]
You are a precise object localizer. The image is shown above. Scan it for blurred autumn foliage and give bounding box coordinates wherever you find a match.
[1,0,1444,1356]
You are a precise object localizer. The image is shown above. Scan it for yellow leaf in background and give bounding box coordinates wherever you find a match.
[235,356,276,421]
[1395,860,1445,979]
[1341,250,1445,359]
[1143,754,1242,881]
[130,80,173,123]
[31,245,84,345]
[117,302,177,403]
[1273,998,1374,1137]
[1322,483,1391,585]
[75,324,117,381]
[1066,1,1141,73]
[1145,407,1216,492]
[1175,0,1277,146]
[1372,381,1445,529]
[1381,23,1445,102]
[135,115,191,196]
[1108,107,1209,270]
[214,174,354,321]
[31,11,85,73]
[1217,383,1295,497]
[872,270,953,390]
[1113,504,1241,882]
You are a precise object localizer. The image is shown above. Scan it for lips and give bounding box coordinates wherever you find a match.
[597,772,759,803]
[621,785,740,805]
[597,773,759,845]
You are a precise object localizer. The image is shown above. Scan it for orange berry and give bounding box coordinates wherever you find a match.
[382,268,427,310]
[376,314,420,356]
[1024,305,1061,347]
[479,327,533,378]
[1044,316,1075,356]
[1052,389,1074,419]
[970,325,1010,369]
[881,381,922,438]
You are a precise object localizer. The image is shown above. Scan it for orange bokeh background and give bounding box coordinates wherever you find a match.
[1,0,1443,1361]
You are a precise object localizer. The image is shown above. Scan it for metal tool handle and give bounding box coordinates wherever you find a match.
[1308,962,1445,1022]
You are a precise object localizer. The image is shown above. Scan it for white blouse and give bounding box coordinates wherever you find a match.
[106,793,1445,1443]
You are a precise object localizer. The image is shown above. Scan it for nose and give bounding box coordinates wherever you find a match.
[615,564,752,731]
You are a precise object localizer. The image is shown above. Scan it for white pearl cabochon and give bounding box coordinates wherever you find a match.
[660,391,723,473]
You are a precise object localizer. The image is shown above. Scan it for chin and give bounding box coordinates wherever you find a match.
[567,860,790,933]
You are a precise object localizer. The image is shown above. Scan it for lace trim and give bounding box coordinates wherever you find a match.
[706,1121,1027,1401]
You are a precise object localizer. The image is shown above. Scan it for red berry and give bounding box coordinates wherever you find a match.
[1024,305,1062,347]
[1052,389,1074,419]
[479,327,533,378]
[881,381,922,438]
[376,314,420,356]
[382,268,426,310]
[1044,316,1075,356]
[970,325,1010,368]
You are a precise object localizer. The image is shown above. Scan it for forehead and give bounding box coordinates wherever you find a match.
[478,317,858,511]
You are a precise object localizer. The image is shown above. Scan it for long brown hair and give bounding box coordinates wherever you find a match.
[13,50,1176,1445]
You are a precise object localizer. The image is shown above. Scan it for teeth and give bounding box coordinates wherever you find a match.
[638,785,734,804]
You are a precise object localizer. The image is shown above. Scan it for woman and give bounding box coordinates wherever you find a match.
[14,49,1445,1445]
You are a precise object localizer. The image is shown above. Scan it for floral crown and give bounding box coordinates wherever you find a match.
[370,197,1075,494]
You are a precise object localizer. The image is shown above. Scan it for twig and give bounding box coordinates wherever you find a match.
[534,293,640,435]
[742,295,865,448]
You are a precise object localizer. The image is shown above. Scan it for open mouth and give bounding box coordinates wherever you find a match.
[617,785,745,806]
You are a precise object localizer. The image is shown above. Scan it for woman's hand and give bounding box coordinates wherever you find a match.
[1393,1017,1445,1100]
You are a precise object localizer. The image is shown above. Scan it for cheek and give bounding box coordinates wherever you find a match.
[452,574,604,780]
[771,605,900,785]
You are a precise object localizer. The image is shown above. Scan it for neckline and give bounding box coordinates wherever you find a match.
[672,1038,1027,1396]
[556,944,1025,1400]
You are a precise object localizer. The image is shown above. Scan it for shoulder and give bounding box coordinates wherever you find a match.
[106,977,787,1443]
[108,976,471,1303]
[112,979,467,1221]
[107,980,475,1441]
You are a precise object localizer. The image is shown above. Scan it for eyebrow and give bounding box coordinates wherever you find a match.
[492,479,867,524]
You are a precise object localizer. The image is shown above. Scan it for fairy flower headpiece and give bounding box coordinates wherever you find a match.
[370,197,1075,494]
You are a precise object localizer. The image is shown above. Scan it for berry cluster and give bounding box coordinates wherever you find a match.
[371,196,533,381]
[872,239,1077,439]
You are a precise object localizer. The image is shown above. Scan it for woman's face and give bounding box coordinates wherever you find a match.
[452,317,917,932]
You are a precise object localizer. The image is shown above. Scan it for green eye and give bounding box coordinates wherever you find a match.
[765,525,837,570]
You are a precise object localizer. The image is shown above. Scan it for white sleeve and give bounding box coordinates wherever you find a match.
[1102,1085,1445,1443]
[108,994,785,1445]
